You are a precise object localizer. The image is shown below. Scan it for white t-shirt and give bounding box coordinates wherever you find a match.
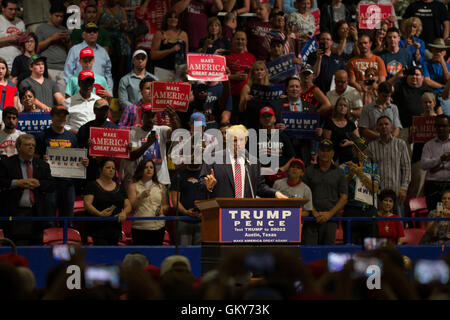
[0,129,25,156]
[121,125,171,186]
[0,15,25,70]
[327,86,364,110]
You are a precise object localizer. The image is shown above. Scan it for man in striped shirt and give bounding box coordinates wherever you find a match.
[368,116,411,215]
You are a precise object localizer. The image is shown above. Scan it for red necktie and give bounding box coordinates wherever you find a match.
[293,103,298,112]
[234,159,242,198]
[26,160,34,204]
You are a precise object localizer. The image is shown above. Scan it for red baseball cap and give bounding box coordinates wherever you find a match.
[80,47,94,58]
[289,158,305,170]
[78,70,95,81]
[141,102,152,113]
[260,106,275,116]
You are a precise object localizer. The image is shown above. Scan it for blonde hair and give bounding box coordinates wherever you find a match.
[248,61,270,87]
[401,17,422,37]
[421,92,436,104]
[226,125,248,139]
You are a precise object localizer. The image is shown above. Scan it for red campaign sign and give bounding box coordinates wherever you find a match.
[187,53,228,82]
[359,4,393,30]
[412,116,436,143]
[89,127,130,158]
[151,81,191,112]
[310,9,320,36]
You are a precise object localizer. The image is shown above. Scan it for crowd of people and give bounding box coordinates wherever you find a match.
[0,0,449,248]
[1,244,449,300]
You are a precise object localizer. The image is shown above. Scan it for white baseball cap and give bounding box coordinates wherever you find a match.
[132,49,147,59]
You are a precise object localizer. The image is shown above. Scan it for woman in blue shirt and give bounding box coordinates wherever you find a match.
[399,17,426,65]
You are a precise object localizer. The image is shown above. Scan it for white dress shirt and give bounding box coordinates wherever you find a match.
[64,92,101,132]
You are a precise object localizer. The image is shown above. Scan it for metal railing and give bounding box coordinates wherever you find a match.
[0,216,449,245]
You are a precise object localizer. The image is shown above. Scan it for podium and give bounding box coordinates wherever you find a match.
[195,198,309,274]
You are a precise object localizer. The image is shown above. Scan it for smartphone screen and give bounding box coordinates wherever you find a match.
[363,237,388,250]
[85,266,121,288]
[414,260,449,285]
[327,252,352,272]
[353,257,383,277]
[52,244,75,261]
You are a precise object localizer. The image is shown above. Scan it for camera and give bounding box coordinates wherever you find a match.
[85,266,121,288]
[414,260,449,285]
[364,79,375,86]
[319,43,325,51]
[327,252,352,272]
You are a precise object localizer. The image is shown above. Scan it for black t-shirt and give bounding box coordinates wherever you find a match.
[36,127,79,156]
[83,180,127,240]
[170,168,207,214]
[258,131,296,170]
[403,1,450,45]
[323,118,357,163]
[392,80,434,128]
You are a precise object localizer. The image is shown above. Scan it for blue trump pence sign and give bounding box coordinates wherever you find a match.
[220,208,301,243]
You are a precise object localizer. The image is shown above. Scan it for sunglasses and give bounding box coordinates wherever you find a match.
[85,29,98,34]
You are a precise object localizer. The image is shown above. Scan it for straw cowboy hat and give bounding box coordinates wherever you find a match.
[428,38,450,50]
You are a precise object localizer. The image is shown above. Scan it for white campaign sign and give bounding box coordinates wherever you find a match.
[355,173,377,207]
[47,147,87,179]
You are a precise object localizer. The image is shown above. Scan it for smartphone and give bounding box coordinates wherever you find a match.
[319,43,325,51]
[85,266,121,288]
[363,237,388,251]
[243,251,276,274]
[244,67,251,74]
[414,260,449,285]
[52,244,75,261]
[109,205,117,212]
[327,252,352,272]
[353,256,383,277]
[221,49,231,55]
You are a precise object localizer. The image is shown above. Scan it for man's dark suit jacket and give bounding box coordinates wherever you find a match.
[270,97,317,125]
[0,155,54,217]
[199,149,277,198]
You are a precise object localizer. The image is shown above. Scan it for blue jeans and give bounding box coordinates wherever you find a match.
[46,180,75,226]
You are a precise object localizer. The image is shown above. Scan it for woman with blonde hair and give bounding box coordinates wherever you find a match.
[409,92,443,198]
[238,61,272,129]
[322,96,359,164]
[400,17,425,64]
[197,17,231,54]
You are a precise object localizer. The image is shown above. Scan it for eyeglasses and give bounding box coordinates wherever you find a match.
[85,29,98,34]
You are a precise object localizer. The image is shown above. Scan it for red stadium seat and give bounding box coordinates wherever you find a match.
[402,228,426,245]
[335,227,344,245]
[409,197,428,228]
[163,231,172,245]
[43,228,83,246]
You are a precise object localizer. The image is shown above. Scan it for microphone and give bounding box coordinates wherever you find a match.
[243,152,255,198]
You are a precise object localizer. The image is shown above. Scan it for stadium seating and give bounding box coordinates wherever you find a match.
[43,228,83,246]
[408,197,428,229]
[402,228,426,245]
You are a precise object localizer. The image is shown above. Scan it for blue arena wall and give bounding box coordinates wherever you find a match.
[1,245,448,289]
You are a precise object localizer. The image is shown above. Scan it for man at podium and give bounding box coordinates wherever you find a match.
[199,125,287,199]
